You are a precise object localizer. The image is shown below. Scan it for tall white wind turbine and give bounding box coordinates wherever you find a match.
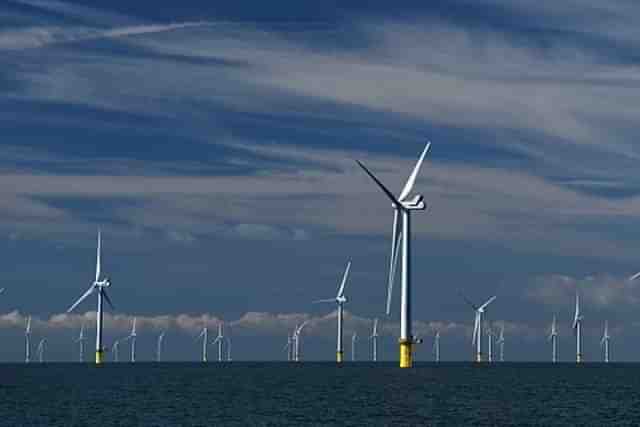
[285,333,294,361]
[313,261,351,363]
[369,318,379,362]
[66,231,115,364]
[37,338,46,363]
[212,323,225,362]
[486,322,494,363]
[548,315,558,363]
[294,321,310,362]
[433,331,440,362]
[197,327,209,362]
[125,317,137,363]
[226,337,232,362]
[356,142,431,368]
[25,316,32,363]
[76,323,86,362]
[351,332,358,362]
[601,320,611,363]
[157,331,165,362]
[461,294,497,362]
[496,323,505,362]
[573,292,583,363]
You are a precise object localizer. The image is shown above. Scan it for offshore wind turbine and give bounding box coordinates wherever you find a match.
[548,315,558,363]
[313,261,351,363]
[496,323,505,362]
[197,327,209,362]
[356,142,430,368]
[285,333,294,361]
[461,294,497,362]
[125,317,137,363]
[294,321,310,362]
[601,320,611,363]
[226,337,232,362]
[573,292,583,363]
[351,332,358,362]
[433,331,440,362]
[66,231,114,364]
[37,338,46,363]
[156,331,165,362]
[25,316,32,363]
[212,323,225,362]
[76,323,86,362]
[112,339,120,362]
[486,322,494,362]
[369,318,379,362]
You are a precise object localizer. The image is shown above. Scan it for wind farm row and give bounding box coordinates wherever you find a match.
[5,142,624,366]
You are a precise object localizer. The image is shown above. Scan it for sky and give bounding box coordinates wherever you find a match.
[2,0,640,362]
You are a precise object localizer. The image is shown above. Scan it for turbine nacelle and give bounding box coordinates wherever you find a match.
[401,195,426,211]
[336,296,347,304]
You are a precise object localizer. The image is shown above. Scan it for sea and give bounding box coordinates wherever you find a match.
[1,362,638,426]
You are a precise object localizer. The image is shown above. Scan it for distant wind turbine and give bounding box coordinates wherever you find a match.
[125,317,137,363]
[313,261,351,363]
[226,337,232,362]
[284,333,294,361]
[486,321,494,363]
[76,323,86,362]
[212,323,225,362]
[460,293,497,362]
[496,323,505,362]
[548,315,558,363]
[573,292,583,363]
[112,339,121,362]
[294,321,310,362]
[37,338,46,363]
[156,331,166,362]
[433,330,440,362]
[601,320,611,363]
[356,143,431,368]
[25,316,32,363]
[351,332,358,362]
[369,318,379,362]
[66,231,115,364]
[197,327,209,362]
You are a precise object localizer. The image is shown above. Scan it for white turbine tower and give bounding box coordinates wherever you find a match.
[157,331,165,362]
[76,323,86,362]
[112,339,121,362]
[461,294,497,362]
[356,143,430,368]
[37,338,46,363]
[496,323,505,362]
[294,321,310,362]
[125,317,137,363]
[25,316,32,363]
[369,318,379,362]
[197,327,209,362]
[285,333,294,361]
[226,337,232,362]
[313,261,351,363]
[351,332,358,362]
[433,331,440,362]
[66,231,114,364]
[212,323,225,362]
[548,315,558,363]
[601,320,611,363]
[573,292,583,363]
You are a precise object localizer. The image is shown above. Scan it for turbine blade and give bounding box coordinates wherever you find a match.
[386,216,401,315]
[132,317,137,335]
[458,291,478,310]
[102,288,115,311]
[479,296,497,311]
[67,284,96,313]
[95,230,101,282]
[336,261,351,298]
[630,271,640,281]
[373,318,378,335]
[26,316,31,334]
[312,298,336,304]
[355,160,402,207]
[398,142,431,202]
[472,313,480,345]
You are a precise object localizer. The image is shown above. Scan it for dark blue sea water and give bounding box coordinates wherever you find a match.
[2,362,639,426]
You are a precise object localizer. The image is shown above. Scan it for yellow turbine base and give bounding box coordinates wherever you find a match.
[400,340,412,368]
[337,351,343,363]
[95,350,104,365]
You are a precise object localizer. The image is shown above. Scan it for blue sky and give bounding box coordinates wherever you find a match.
[1,0,640,361]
